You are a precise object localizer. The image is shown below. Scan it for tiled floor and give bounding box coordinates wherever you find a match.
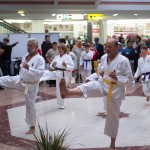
[0,82,150,150]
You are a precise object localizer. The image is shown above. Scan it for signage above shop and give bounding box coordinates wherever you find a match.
[88,14,104,20]
[57,14,84,20]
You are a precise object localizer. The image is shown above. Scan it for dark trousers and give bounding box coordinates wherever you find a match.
[0,59,11,76]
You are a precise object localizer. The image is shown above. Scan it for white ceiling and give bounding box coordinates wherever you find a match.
[0,0,150,20]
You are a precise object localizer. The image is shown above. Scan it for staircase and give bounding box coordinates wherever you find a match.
[0,19,27,33]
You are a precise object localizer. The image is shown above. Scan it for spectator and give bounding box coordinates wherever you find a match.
[90,43,99,73]
[117,42,126,56]
[45,42,58,87]
[0,47,5,90]
[0,37,18,76]
[94,37,104,60]
[41,35,52,63]
[72,40,84,82]
[37,48,42,55]
[124,41,135,74]
[133,36,142,76]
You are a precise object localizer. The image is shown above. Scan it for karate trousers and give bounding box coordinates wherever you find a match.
[142,81,150,97]
[78,79,123,138]
[41,70,71,107]
[0,75,39,126]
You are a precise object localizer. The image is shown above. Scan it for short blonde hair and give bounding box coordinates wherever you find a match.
[141,45,148,51]
[58,44,67,53]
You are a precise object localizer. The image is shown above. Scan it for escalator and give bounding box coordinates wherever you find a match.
[0,19,27,33]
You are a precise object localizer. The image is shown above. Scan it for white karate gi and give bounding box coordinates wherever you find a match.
[86,72,107,111]
[42,54,75,107]
[80,50,93,82]
[134,55,150,97]
[68,51,77,69]
[0,54,45,126]
[78,54,133,138]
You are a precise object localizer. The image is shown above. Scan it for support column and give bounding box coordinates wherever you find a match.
[87,20,93,43]
[99,20,107,44]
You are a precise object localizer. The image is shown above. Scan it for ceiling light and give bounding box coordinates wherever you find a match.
[20,14,25,16]
[18,10,24,14]
[134,14,138,16]
[113,14,118,16]
[5,19,31,23]
[52,14,56,16]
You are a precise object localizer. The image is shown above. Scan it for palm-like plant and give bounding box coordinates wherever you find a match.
[33,121,70,150]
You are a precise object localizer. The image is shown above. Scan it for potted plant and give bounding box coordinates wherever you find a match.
[33,121,70,150]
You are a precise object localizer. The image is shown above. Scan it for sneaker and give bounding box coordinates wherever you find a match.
[59,105,65,109]
[132,80,135,84]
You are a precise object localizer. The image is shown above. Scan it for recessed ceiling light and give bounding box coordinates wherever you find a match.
[20,14,25,16]
[134,14,138,16]
[52,14,56,16]
[113,14,118,16]
[18,10,24,14]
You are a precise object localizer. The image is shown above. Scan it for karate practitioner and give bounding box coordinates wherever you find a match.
[80,43,93,83]
[41,44,75,109]
[59,39,133,149]
[0,38,45,134]
[134,45,150,101]
[86,72,107,117]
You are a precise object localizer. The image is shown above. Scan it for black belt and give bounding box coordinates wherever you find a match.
[49,67,66,77]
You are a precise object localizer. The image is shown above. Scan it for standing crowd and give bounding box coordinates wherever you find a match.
[0,34,150,149]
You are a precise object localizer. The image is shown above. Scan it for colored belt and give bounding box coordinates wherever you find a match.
[16,79,39,96]
[141,72,150,82]
[93,61,98,74]
[102,78,116,115]
[83,59,91,68]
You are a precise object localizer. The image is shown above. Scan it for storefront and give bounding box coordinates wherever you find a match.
[107,19,150,38]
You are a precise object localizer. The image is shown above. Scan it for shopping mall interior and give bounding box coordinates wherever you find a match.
[0,0,150,150]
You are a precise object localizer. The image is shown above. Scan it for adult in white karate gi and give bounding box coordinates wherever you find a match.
[59,39,133,149]
[134,45,150,101]
[0,38,45,134]
[86,72,107,116]
[42,44,75,109]
[80,43,93,83]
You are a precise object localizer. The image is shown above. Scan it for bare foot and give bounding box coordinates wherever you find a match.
[59,78,68,98]
[110,138,116,150]
[109,147,116,150]
[26,126,35,134]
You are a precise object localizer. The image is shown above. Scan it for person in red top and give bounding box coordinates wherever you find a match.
[90,43,99,73]
[37,48,42,55]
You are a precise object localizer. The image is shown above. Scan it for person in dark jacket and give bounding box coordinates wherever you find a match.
[0,46,5,90]
[124,41,135,74]
[0,37,18,76]
[133,36,142,73]
[94,37,104,60]
[124,41,135,60]
[41,35,52,63]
